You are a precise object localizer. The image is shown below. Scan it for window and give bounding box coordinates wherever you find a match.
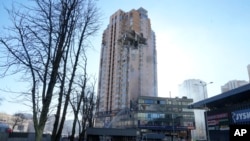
[172,101,177,105]
[182,101,191,105]
[17,125,24,131]
[167,107,172,111]
[173,107,178,112]
[119,15,123,21]
[161,100,166,104]
[152,113,158,119]
[167,101,172,105]
[144,99,154,104]
[131,53,136,60]
[138,99,144,104]
[159,114,165,118]
[147,113,151,119]
[129,17,133,26]
[157,100,166,104]
[182,108,193,112]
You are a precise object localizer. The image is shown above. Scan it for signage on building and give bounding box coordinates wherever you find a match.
[207,113,228,120]
[207,120,219,126]
[232,108,250,123]
[207,113,229,130]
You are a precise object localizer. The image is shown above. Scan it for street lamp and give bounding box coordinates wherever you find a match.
[199,81,213,99]
[198,81,213,141]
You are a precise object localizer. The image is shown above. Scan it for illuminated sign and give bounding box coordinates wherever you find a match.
[232,108,250,123]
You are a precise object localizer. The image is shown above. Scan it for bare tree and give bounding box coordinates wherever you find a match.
[68,53,88,141]
[64,49,98,141]
[78,81,97,141]
[12,113,26,131]
[0,0,100,141]
[50,1,100,140]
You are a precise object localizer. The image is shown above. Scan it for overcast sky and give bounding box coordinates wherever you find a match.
[1,0,250,114]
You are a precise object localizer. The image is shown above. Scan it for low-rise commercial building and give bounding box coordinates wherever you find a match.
[91,96,195,141]
[136,96,195,140]
[189,83,250,141]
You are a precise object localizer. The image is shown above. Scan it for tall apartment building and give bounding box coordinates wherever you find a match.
[95,8,157,128]
[179,79,209,141]
[221,80,248,93]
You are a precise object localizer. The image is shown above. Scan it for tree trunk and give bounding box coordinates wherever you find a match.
[70,112,78,141]
[35,128,43,141]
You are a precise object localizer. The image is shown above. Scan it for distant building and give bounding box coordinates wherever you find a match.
[221,80,248,93]
[179,79,210,140]
[96,8,157,128]
[247,64,250,82]
[0,112,32,132]
[0,113,75,135]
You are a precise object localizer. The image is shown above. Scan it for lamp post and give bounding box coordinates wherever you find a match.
[199,81,213,141]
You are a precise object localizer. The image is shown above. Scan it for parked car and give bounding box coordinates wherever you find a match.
[0,122,12,133]
[0,122,11,141]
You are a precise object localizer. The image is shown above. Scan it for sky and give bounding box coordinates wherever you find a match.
[0,0,250,115]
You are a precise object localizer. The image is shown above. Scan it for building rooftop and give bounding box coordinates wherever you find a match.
[189,83,250,109]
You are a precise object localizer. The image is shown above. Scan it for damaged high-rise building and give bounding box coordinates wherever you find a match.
[95,8,157,128]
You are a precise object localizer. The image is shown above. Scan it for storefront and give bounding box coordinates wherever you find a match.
[190,83,250,141]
